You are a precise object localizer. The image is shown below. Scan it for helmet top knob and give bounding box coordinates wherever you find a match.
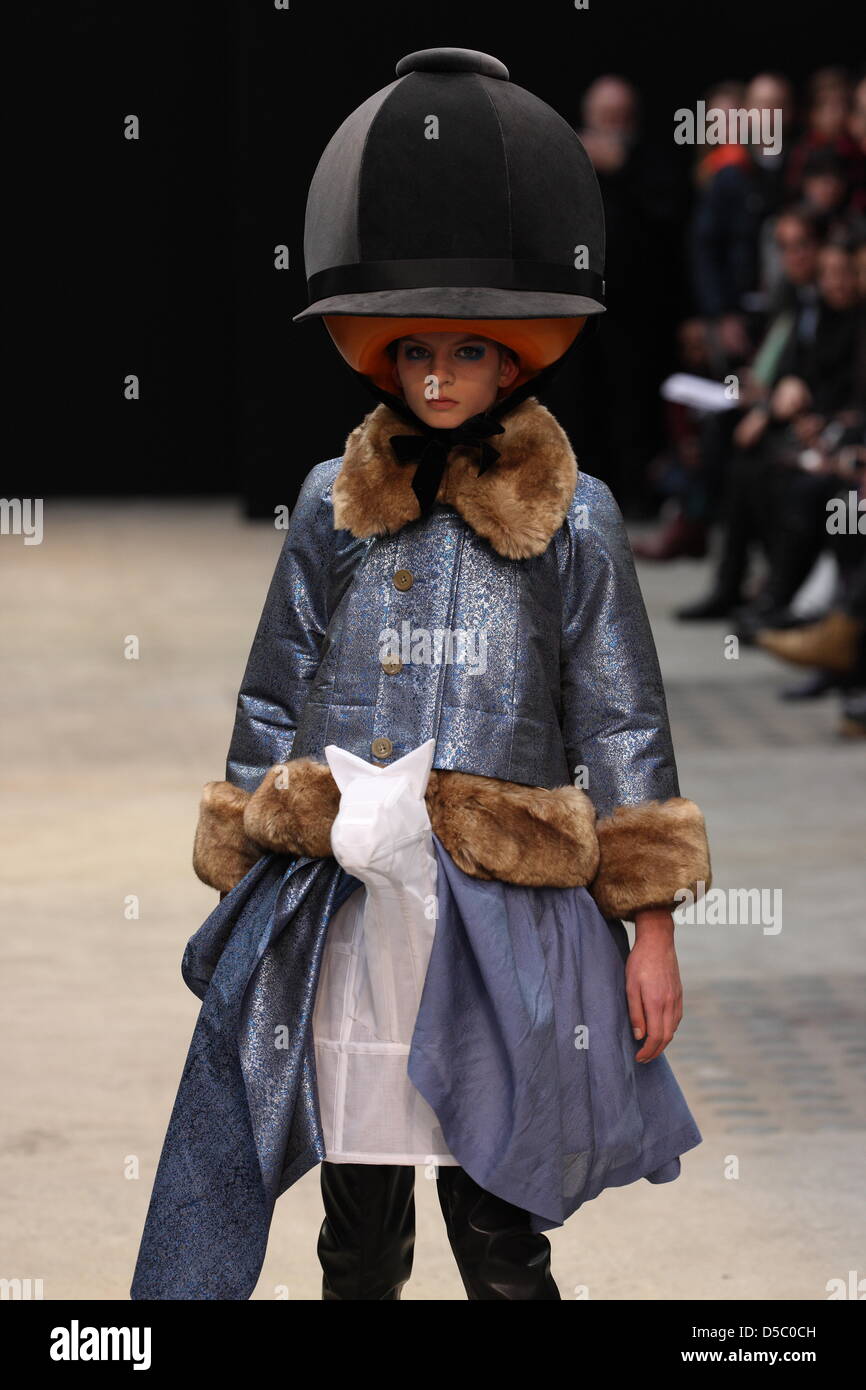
[395,48,510,81]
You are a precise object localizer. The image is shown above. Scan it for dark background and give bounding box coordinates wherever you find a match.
[39,0,859,513]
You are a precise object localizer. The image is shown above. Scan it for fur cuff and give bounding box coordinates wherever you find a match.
[588,796,712,920]
[192,780,261,894]
[195,764,711,910]
[425,770,599,887]
[243,758,341,859]
[209,759,601,891]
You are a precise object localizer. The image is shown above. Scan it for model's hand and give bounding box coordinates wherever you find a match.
[626,910,683,1062]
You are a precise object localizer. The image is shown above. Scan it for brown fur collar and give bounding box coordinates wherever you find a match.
[332,396,579,560]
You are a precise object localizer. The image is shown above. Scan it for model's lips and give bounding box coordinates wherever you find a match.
[428,398,458,406]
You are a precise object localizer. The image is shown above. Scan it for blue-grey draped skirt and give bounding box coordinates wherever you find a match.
[130,834,702,1300]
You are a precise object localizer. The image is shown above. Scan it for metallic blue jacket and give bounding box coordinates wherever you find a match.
[209,396,710,920]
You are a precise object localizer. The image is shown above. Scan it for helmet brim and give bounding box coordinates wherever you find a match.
[293,286,605,323]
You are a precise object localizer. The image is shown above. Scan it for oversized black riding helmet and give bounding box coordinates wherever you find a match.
[293,46,606,324]
[294,47,606,422]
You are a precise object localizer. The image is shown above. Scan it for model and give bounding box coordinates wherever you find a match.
[131,46,712,1302]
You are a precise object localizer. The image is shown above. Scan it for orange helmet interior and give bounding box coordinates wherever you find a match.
[323,315,587,401]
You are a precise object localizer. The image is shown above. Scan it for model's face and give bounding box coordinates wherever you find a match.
[390,332,519,428]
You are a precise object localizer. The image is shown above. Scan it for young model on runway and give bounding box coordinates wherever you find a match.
[131,46,712,1302]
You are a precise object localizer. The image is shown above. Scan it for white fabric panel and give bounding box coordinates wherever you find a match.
[312,739,458,1165]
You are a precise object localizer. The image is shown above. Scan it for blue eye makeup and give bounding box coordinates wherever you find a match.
[402,342,487,360]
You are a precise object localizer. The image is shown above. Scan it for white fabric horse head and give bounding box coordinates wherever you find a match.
[324,737,437,881]
[322,739,440,1043]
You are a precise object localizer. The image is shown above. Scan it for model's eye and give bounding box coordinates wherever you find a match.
[404,345,430,359]
[457,345,486,360]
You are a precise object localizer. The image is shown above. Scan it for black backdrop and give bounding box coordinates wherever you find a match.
[41,0,859,513]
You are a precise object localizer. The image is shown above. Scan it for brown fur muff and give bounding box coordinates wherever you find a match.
[242,757,341,859]
[424,768,600,887]
[192,780,259,895]
[193,765,711,922]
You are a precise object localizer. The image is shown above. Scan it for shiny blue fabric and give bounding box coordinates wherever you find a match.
[130,834,701,1300]
[130,848,359,1301]
[412,838,702,1231]
[224,455,681,820]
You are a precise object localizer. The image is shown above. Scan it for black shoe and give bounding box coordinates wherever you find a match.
[317,1162,416,1300]
[435,1165,561,1300]
[675,591,741,621]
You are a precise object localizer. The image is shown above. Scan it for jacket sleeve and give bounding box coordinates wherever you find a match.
[558,477,711,921]
[192,462,336,892]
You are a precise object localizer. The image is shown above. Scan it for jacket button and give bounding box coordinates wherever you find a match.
[393,569,414,590]
[371,736,393,758]
[381,659,403,675]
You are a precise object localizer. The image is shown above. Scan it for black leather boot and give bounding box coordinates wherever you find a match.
[317,1161,416,1300]
[435,1165,561,1300]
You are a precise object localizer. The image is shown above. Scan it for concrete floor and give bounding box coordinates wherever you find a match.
[1,498,863,1301]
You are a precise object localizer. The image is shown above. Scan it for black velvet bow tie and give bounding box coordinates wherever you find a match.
[389,412,506,515]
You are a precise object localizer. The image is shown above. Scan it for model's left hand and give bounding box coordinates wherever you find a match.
[626,910,683,1063]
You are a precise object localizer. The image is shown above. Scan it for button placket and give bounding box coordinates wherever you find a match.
[372,521,460,765]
